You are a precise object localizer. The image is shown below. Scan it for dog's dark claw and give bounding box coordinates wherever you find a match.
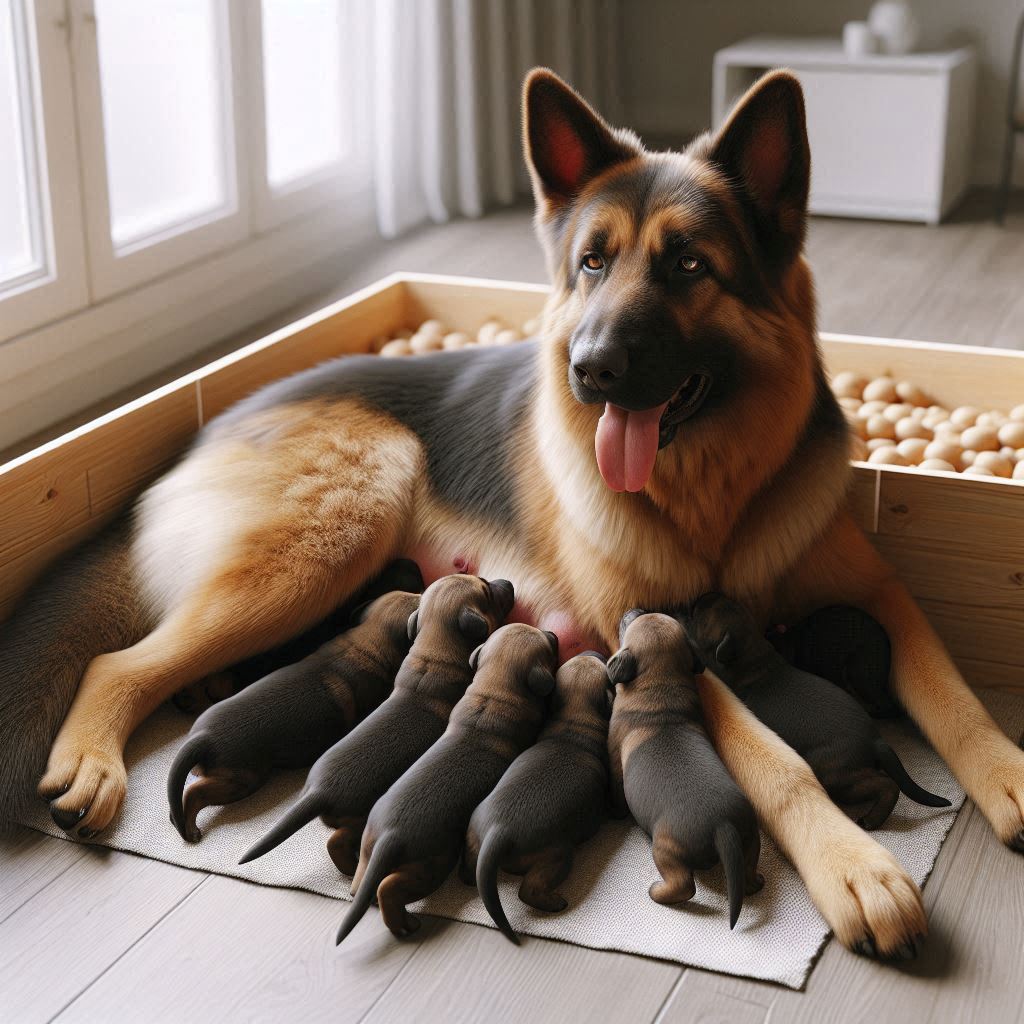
[1008,829,1024,853]
[50,805,87,833]
[78,827,98,840]
[853,936,877,958]
[893,940,918,961]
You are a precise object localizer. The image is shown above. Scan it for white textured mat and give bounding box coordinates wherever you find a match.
[20,690,1024,990]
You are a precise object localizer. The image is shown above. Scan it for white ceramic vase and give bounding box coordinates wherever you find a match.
[868,0,920,55]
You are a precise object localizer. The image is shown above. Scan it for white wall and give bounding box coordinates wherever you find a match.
[618,0,1023,186]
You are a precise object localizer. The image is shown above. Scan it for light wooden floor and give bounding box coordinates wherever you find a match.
[3,198,1024,1024]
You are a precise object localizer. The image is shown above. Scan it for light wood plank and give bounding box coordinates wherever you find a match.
[0,827,86,925]
[0,847,205,1023]
[55,876,423,1024]
[657,969,771,1024]
[361,918,681,1024]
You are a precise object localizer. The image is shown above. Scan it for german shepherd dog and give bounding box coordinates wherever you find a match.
[2,69,1022,959]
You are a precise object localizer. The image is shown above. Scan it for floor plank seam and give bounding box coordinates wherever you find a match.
[45,872,213,1024]
[354,928,431,1024]
[649,968,688,1024]
[0,844,89,927]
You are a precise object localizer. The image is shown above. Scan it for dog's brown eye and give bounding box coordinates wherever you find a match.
[676,254,704,275]
[581,253,604,274]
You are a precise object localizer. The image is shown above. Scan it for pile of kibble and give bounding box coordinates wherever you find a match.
[831,372,1024,480]
[370,316,539,357]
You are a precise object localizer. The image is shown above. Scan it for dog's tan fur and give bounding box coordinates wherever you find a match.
[9,69,1019,959]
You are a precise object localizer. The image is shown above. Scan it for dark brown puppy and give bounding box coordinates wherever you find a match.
[167,586,420,843]
[465,651,612,943]
[768,605,901,718]
[608,610,762,928]
[684,593,950,829]
[335,623,558,942]
[238,574,514,869]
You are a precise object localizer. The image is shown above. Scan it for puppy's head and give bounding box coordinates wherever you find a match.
[555,650,614,720]
[350,590,422,647]
[682,592,763,671]
[408,574,515,650]
[469,623,559,701]
[607,610,696,687]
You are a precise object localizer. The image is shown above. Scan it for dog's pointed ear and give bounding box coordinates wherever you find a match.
[349,600,372,626]
[715,632,737,666]
[606,648,637,686]
[458,607,490,644]
[523,68,639,209]
[468,643,484,671]
[406,609,419,641]
[527,664,556,698]
[709,70,810,266]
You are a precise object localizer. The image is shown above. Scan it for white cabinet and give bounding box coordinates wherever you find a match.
[713,37,976,224]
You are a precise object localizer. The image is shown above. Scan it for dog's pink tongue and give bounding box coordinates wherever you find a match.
[595,402,667,492]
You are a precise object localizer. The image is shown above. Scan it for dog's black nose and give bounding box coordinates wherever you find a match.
[572,346,627,392]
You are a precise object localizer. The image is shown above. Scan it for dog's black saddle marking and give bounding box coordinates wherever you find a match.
[209,341,540,526]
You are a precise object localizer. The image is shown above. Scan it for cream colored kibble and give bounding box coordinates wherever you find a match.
[863,377,897,403]
[410,332,444,354]
[882,402,914,423]
[379,339,413,357]
[895,381,929,406]
[1017,448,1024,462]
[417,319,445,339]
[868,446,909,466]
[866,415,896,440]
[867,437,894,452]
[831,371,868,400]
[1000,445,1017,460]
[1011,404,1024,422]
[1014,461,1024,479]
[919,458,956,472]
[858,400,888,419]
[950,406,979,429]
[972,452,1013,478]
[838,397,862,412]
[976,411,1006,430]
[369,333,390,353]
[964,465,995,477]
[477,321,502,345]
[896,438,929,463]
[493,328,522,346]
[895,416,931,441]
[932,421,961,439]
[960,449,978,467]
[923,440,962,465]
[959,425,1000,452]
[997,421,1024,448]
[910,407,928,420]
[442,331,472,350]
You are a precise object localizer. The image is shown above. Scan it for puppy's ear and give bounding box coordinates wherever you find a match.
[618,607,644,644]
[527,664,556,698]
[715,632,736,665]
[523,68,639,210]
[459,607,490,644]
[468,643,484,671]
[349,600,372,626]
[543,630,559,657]
[607,648,637,686]
[406,609,419,641]
[603,684,616,718]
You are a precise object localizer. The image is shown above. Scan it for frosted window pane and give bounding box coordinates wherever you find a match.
[262,0,343,189]
[95,0,229,248]
[0,1,42,285]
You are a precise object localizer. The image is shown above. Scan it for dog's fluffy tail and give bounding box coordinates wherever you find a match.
[875,741,952,809]
[335,831,401,944]
[476,828,518,944]
[714,823,746,929]
[167,732,212,841]
[0,517,145,828]
[237,791,321,864]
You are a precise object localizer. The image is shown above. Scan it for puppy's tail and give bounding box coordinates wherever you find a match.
[335,831,401,944]
[0,517,146,829]
[238,791,321,864]
[476,828,518,944]
[167,732,211,841]
[875,741,952,809]
[714,823,746,929]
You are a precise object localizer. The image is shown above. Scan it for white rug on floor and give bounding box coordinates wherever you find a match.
[20,689,1024,990]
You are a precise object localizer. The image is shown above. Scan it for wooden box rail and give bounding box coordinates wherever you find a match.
[2,273,1021,690]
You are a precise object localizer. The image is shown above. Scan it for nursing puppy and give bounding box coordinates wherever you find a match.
[465,650,611,943]
[167,587,420,843]
[335,623,558,942]
[238,574,514,870]
[608,610,761,927]
[769,605,901,719]
[685,593,950,828]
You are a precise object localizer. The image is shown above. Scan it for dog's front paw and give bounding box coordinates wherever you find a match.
[38,743,127,839]
[975,746,1024,853]
[811,839,926,960]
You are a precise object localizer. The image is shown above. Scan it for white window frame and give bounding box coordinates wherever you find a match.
[0,0,88,342]
[67,0,251,301]
[243,0,368,233]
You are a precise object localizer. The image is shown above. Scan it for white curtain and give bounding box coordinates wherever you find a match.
[359,0,623,239]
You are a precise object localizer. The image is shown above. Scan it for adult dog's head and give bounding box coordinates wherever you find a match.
[524,68,822,498]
